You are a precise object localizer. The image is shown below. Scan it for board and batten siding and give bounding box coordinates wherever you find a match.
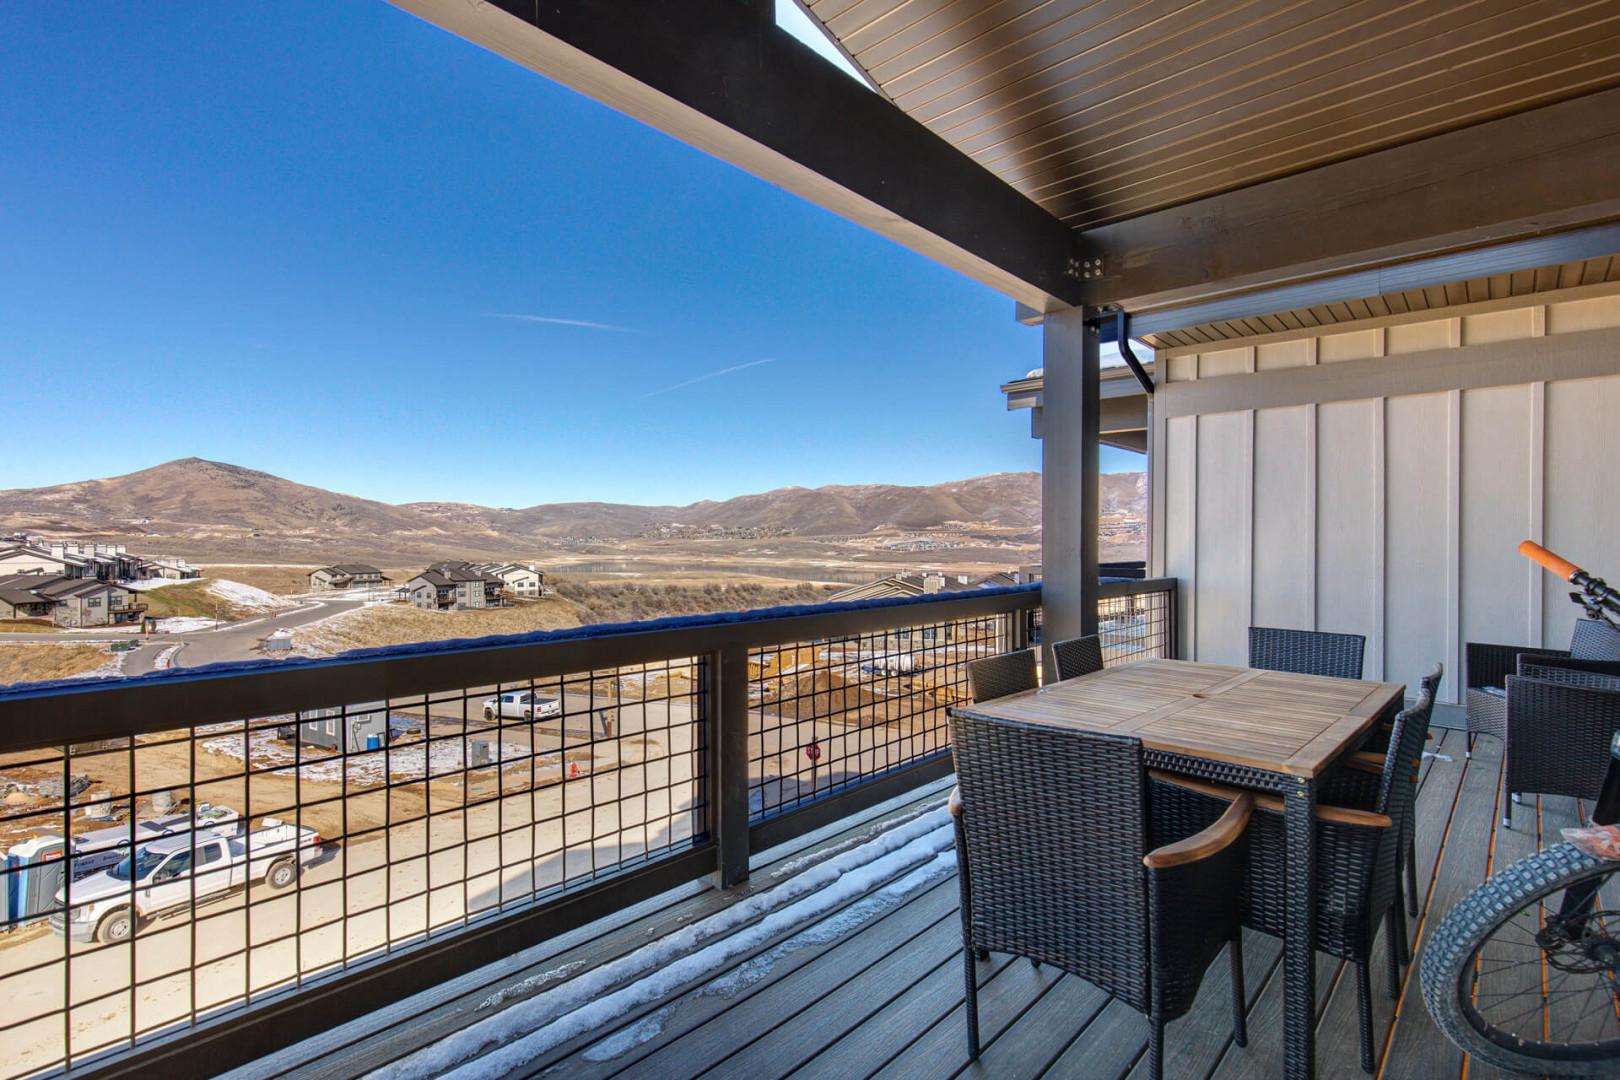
[1150,285,1620,708]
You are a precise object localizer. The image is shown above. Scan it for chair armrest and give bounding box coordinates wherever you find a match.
[1315,805,1394,829]
[1144,793,1253,869]
[1467,642,1569,690]
[1344,752,1384,775]
[1149,771,1393,829]
[948,786,962,819]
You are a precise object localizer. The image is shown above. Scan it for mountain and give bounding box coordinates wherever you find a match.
[0,459,1127,561]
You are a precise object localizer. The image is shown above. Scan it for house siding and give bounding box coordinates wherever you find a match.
[1151,283,1620,708]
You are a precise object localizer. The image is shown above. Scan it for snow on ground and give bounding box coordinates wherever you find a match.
[77,647,128,681]
[208,579,297,612]
[154,616,219,634]
[124,578,187,591]
[367,807,955,1080]
[150,644,183,670]
[202,728,555,786]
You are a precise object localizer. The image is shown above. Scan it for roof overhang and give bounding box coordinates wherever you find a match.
[389,1,1620,338]
[1002,364,1149,451]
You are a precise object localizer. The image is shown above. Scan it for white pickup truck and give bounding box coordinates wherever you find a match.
[481,690,562,721]
[51,819,327,944]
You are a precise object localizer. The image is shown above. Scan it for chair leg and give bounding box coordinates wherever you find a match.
[1355,961,1375,1074]
[1229,934,1248,1048]
[1148,1014,1165,1080]
[1465,731,1474,759]
[1384,910,1402,1000]
[1502,790,1513,829]
[963,946,981,1060]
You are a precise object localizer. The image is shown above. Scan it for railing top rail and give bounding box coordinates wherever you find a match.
[1096,576,1176,599]
[0,583,1040,752]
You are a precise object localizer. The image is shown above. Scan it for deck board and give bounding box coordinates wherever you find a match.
[273,724,1586,1080]
[1379,733,1504,1077]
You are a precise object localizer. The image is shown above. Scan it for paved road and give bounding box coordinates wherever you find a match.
[2,598,367,676]
[124,597,368,673]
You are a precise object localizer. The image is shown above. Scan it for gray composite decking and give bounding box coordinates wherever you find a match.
[255,728,1577,1080]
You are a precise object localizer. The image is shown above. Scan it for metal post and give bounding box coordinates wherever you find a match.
[1040,307,1102,662]
[711,645,751,888]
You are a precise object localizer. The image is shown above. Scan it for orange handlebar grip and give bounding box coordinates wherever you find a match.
[1519,540,1583,581]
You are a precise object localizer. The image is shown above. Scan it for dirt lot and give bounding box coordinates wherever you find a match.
[199,565,321,596]
[137,581,254,621]
[0,620,59,635]
[0,644,115,686]
[290,599,583,655]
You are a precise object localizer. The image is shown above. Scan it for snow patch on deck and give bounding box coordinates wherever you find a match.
[367,808,954,1080]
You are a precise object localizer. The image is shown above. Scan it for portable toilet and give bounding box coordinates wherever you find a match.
[6,835,67,925]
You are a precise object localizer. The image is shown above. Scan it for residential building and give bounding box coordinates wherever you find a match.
[466,562,544,598]
[404,563,505,610]
[308,564,390,592]
[0,544,92,580]
[0,574,144,627]
[829,570,1017,603]
[142,557,201,580]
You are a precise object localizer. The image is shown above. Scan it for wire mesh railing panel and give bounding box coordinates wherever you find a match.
[0,657,706,1077]
[747,614,1008,821]
[1098,586,1174,666]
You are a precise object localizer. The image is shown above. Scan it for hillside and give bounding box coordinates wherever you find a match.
[0,459,1142,562]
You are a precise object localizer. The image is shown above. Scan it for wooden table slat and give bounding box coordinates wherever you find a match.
[951,658,1405,779]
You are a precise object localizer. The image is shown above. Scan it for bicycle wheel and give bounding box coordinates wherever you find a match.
[1422,843,1620,1075]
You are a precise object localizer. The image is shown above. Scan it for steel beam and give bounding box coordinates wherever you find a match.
[1082,88,1620,314]
[1040,308,1101,661]
[387,0,1083,310]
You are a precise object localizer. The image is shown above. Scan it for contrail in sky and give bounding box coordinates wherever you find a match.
[642,358,776,398]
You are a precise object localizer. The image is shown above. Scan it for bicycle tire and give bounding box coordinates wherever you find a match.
[1421,842,1620,1075]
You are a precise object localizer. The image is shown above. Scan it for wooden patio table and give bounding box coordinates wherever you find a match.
[949,657,1406,1080]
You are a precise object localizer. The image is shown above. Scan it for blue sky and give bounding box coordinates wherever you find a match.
[0,2,1141,507]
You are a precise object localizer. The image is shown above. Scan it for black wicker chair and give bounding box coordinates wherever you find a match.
[1160,687,1433,1073]
[1519,659,1620,691]
[1501,673,1620,828]
[967,649,1038,703]
[1572,617,1620,660]
[1050,634,1105,681]
[949,716,1252,1080]
[1465,617,1620,757]
[1247,626,1365,680]
[1316,665,1442,931]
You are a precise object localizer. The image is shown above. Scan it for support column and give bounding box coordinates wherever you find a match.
[1041,307,1101,657]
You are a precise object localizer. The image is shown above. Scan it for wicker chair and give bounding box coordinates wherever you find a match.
[1315,665,1441,931]
[1519,659,1620,691]
[1501,673,1620,828]
[1572,617,1620,660]
[967,649,1038,703]
[1247,626,1365,680]
[1160,688,1432,1073]
[1050,634,1105,681]
[950,716,1253,1080]
[1465,618,1620,757]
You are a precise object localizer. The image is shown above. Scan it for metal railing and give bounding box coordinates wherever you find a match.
[1096,577,1177,666]
[0,584,1041,1079]
[1023,577,1179,668]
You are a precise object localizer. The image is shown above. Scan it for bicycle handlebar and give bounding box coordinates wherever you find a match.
[1519,540,1583,582]
[1520,540,1620,626]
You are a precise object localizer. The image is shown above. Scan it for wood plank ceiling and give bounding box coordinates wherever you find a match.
[1140,254,1620,348]
[800,0,1620,230]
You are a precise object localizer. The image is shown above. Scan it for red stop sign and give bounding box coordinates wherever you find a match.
[805,742,822,763]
